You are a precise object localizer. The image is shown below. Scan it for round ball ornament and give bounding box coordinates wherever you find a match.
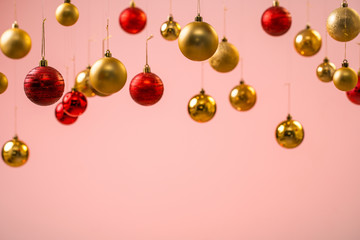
[0,21,31,59]
[294,25,322,57]
[119,1,147,34]
[275,114,304,149]
[346,71,360,104]
[333,60,358,91]
[2,136,29,167]
[178,15,218,61]
[55,102,78,125]
[326,1,360,42]
[209,37,239,73]
[188,89,216,123]
[229,80,256,111]
[316,57,336,82]
[55,0,79,26]
[160,15,181,41]
[62,89,87,117]
[261,0,292,36]
[74,66,96,97]
[0,72,8,94]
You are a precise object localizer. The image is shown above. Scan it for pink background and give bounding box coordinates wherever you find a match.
[1,0,360,239]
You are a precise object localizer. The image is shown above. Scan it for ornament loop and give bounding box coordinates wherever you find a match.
[287,114,292,121]
[200,88,205,94]
[12,21,19,28]
[341,0,348,8]
[195,14,203,22]
[342,59,349,67]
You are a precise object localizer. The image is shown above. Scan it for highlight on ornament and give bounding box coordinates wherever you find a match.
[229,80,256,111]
[62,89,87,117]
[275,114,304,149]
[188,89,216,123]
[333,59,358,91]
[316,57,336,83]
[119,0,147,34]
[0,72,8,94]
[55,0,79,26]
[2,136,29,167]
[55,102,78,125]
[261,0,292,36]
[294,25,322,57]
[0,21,31,59]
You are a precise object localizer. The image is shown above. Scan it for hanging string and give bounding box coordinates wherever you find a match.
[88,39,92,66]
[358,43,360,70]
[344,42,347,59]
[325,30,328,57]
[285,83,291,114]
[240,57,244,81]
[146,35,154,66]
[14,63,18,136]
[169,0,173,15]
[41,18,46,59]
[72,55,76,86]
[197,0,201,16]
[14,0,17,22]
[201,62,205,90]
[306,0,310,25]
[223,4,227,38]
[106,18,110,50]
[65,65,69,91]
[41,0,45,21]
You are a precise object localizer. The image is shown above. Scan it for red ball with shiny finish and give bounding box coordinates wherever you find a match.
[261,5,292,36]
[119,6,147,34]
[62,90,88,117]
[24,66,65,106]
[346,73,360,105]
[55,102,78,125]
[129,72,164,106]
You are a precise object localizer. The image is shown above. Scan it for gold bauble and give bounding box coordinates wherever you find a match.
[160,15,181,41]
[188,89,216,123]
[178,15,218,61]
[229,80,256,111]
[333,60,358,91]
[89,50,127,95]
[294,25,322,57]
[74,66,96,97]
[0,72,8,94]
[2,136,29,167]
[316,57,336,83]
[326,2,360,42]
[275,114,304,149]
[0,21,31,59]
[55,0,79,26]
[209,37,239,73]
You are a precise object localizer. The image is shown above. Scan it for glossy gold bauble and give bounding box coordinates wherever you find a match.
[0,72,8,94]
[275,114,304,149]
[229,80,256,111]
[89,50,127,95]
[316,57,336,83]
[178,15,218,61]
[326,2,360,42]
[75,66,95,97]
[55,0,79,26]
[333,60,358,91]
[209,37,239,73]
[188,89,216,123]
[294,25,322,57]
[2,136,29,167]
[160,15,181,41]
[0,21,31,59]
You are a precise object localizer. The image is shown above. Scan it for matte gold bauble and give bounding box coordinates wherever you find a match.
[160,15,181,41]
[275,114,304,149]
[333,60,358,91]
[0,72,8,94]
[74,66,95,97]
[326,2,360,42]
[294,25,322,57]
[209,37,239,73]
[55,0,79,26]
[2,136,29,167]
[0,21,31,59]
[229,80,256,111]
[178,15,218,61]
[188,89,216,123]
[316,57,336,83]
[89,50,127,95]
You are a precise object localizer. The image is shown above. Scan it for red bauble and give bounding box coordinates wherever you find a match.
[346,73,360,105]
[119,4,147,34]
[129,72,164,106]
[62,89,87,117]
[261,2,292,36]
[24,66,65,106]
[55,102,78,125]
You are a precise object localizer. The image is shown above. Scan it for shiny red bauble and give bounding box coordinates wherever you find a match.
[129,72,164,106]
[24,66,65,106]
[62,89,87,117]
[55,102,78,125]
[119,4,147,34]
[346,73,360,105]
[261,3,292,36]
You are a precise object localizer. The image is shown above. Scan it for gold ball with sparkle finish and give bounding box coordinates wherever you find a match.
[326,2,360,42]
[316,57,336,83]
[275,115,304,149]
[75,66,96,97]
[178,15,218,61]
[0,21,31,59]
[55,0,79,26]
[294,25,322,57]
[188,89,216,123]
[160,15,181,41]
[229,81,256,111]
[0,72,8,94]
[2,136,29,167]
[209,37,239,73]
[333,60,358,91]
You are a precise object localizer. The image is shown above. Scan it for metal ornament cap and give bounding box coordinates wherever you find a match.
[188,89,217,123]
[275,114,304,149]
[209,37,240,73]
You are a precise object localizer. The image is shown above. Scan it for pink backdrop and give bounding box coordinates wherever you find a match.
[1,0,360,239]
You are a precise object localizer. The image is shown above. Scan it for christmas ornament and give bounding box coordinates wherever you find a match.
[316,57,336,83]
[160,15,181,41]
[261,0,292,36]
[0,21,31,59]
[294,25,322,57]
[55,102,78,125]
[275,114,304,149]
[74,66,96,97]
[55,0,79,26]
[188,89,216,123]
[209,37,239,73]
[229,80,256,111]
[333,59,358,91]
[62,89,87,117]
[326,1,360,42]
[2,136,29,167]
[0,72,8,94]
[346,71,360,104]
[119,0,147,34]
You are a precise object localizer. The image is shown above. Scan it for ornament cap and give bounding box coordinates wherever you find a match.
[341,1,348,8]
[64,0,71,3]
[104,50,112,58]
[12,21,19,28]
[222,37,228,42]
[195,14,203,22]
[287,114,292,121]
[342,59,349,68]
[168,15,174,21]
[71,87,77,92]
[86,65,91,70]
[130,0,135,8]
[143,64,151,73]
[39,58,48,67]
[200,88,205,94]
[323,57,329,63]
[273,0,280,7]
[240,79,245,84]
[13,135,18,140]
[305,25,311,29]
